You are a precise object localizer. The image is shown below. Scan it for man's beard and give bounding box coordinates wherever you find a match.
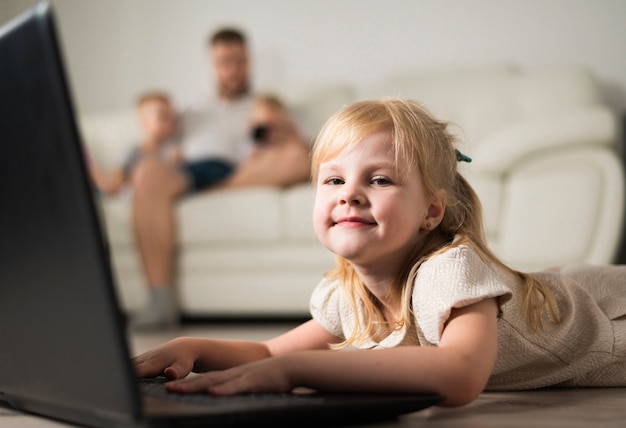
[220,81,249,99]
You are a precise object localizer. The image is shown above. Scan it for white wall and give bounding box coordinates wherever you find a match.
[2,0,626,115]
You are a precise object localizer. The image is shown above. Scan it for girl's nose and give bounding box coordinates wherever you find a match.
[338,186,363,206]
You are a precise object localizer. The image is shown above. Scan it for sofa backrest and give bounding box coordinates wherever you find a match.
[79,110,139,170]
[369,64,520,143]
[265,82,358,143]
[368,64,608,145]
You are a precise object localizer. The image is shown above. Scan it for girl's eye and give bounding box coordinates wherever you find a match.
[372,176,391,185]
[325,177,344,185]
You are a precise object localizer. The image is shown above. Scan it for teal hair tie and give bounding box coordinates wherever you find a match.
[455,149,472,163]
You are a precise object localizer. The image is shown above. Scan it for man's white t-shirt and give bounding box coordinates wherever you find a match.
[179,94,253,164]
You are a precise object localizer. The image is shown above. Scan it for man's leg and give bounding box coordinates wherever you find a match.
[130,158,188,329]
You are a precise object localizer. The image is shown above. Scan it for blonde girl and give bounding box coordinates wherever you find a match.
[134,98,626,406]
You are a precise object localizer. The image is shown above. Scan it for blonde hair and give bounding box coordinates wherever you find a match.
[254,93,286,111]
[311,98,559,349]
[135,90,171,109]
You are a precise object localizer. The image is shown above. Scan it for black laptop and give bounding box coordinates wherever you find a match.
[0,3,442,427]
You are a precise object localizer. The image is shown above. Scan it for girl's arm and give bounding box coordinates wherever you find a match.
[285,298,500,406]
[165,298,499,407]
[133,319,339,380]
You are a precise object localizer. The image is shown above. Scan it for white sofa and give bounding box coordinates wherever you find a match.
[81,64,625,318]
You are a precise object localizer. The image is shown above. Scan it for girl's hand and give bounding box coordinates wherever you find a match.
[165,356,293,396]
[133,337,201,380]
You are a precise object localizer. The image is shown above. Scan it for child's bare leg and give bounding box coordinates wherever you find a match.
[130,159,188,329]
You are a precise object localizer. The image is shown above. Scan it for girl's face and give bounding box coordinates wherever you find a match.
[313,132,442,273]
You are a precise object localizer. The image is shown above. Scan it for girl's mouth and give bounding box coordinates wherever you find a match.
[334,216,376,227]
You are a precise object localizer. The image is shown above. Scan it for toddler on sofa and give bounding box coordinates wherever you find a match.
[89,90,180,195]
[218,93,311,189]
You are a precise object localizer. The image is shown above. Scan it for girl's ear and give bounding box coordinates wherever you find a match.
[422,189,446,230]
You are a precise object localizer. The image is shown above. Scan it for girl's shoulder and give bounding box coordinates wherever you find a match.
[419,241,485,270]
[416,242,512,289]
[412,243,514,345]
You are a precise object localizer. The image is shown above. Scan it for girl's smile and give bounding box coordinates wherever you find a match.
[312,132,440,273]
[333,216,376,228]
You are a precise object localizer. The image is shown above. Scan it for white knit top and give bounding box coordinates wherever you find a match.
[309,244,626,390]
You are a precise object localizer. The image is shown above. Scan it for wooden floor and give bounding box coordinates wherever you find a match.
[3,322,625,427]
[386,388,626,428]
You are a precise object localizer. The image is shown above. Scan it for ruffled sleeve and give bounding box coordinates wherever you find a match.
[412,245,513,345]
[309,277,346,339]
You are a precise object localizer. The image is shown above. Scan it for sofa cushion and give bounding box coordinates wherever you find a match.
[101,184,319,246]
[283,183,318,241]
[179,188,283,244]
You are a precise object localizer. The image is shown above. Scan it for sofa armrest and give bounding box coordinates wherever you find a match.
[471,106,618,173]
[495,147,624,271]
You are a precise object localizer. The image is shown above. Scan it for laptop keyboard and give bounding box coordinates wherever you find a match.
[140,378,323,409]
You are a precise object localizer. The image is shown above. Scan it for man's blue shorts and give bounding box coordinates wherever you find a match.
[181,158,235,192]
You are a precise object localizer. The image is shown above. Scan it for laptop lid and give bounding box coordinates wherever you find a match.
[0,3,442,427]
[0,2,143,427]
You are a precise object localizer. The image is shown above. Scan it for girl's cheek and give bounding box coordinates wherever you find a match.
[312,200,330,236]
